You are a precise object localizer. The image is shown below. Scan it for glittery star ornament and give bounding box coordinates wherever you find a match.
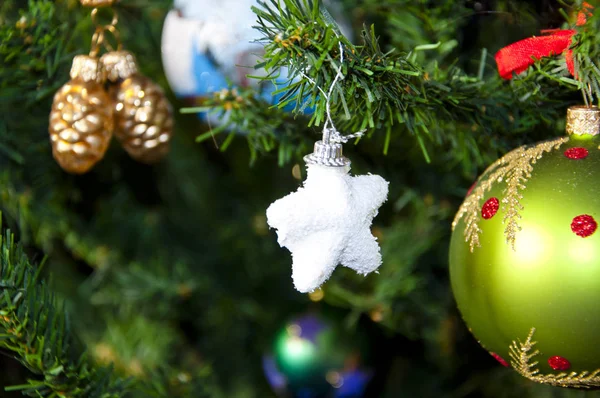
[267,163,388,293]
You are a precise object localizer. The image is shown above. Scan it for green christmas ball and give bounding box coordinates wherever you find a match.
[263,311,373,398]
[450,106,600,389]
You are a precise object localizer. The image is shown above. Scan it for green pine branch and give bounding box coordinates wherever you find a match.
[135,367,223,398]
[1,1,290,397]
[0,219,224,398]
[185,0,598,166]
[182,88,315,165]
[571,10,600,105]
[0,224,128,397]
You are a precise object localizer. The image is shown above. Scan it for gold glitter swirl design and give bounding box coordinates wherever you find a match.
[509,328,600,388]
[452,137,568,252]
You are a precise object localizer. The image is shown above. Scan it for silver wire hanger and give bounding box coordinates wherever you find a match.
[303,41,365,167]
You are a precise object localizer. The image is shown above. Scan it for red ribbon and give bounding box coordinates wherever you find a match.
[495,3,593,79]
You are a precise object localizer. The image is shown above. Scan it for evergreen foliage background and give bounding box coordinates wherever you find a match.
[0,0,598,396]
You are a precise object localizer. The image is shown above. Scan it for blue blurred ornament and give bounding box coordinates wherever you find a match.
[263,312,373,398]
[161,0,351,126]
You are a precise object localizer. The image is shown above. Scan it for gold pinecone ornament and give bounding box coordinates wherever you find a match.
[48,1,174,173]
[102,51,173,164]
[49,55,113,174]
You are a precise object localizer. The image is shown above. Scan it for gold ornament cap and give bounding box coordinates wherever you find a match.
[79,0,117,7]
[70,55,104,83]
[566,105,600,136]
[100,51,139,82]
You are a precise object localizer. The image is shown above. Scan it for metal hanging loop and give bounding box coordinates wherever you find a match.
[303,41,363,167]
[91,7,119,29]
[89,26,105,58]
[100,24,123,52]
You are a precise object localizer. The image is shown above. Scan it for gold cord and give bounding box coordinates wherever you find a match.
[88,7,121,57]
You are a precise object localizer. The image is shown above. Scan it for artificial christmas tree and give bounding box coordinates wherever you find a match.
[1,0,600,397]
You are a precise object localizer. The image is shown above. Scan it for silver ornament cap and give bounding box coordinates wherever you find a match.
[304,140,350,167]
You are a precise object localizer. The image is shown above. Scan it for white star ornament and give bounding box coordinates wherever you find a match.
[266,163,389,293]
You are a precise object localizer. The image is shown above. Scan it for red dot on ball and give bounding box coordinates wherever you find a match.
[490,352,509,367]
[571,215,597,237]
[481,197,499,219]
[564,147,589,159]
[548,356,571,371]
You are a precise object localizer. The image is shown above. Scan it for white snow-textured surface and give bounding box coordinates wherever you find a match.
[266,164,389,293]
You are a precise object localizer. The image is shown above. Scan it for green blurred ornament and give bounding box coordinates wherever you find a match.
[450,106,600,389]
[263,311,373,398]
